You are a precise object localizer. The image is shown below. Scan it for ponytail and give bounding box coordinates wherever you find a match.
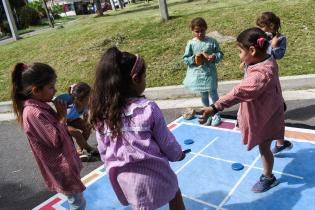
[11,63,31,124]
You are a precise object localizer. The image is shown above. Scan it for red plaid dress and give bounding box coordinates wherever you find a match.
[23,99,85,194]
[215,57,285,150]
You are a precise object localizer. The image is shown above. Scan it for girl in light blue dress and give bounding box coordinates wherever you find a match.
[183,17,223,126]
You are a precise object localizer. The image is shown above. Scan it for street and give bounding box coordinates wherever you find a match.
[1,98,315,210]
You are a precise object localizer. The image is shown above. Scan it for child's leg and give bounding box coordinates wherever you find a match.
[252,140,278,192]
[64,192,86,210]
[200,91,209,107]
[272,102,293,154]
[69,118,91,141]
[199,92,212,125]
[259,140,273,178]
[169,189,185,210]
[209,89,221,126]
[68,125,93,152]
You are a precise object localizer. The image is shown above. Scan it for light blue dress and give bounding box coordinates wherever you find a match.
[182,36,223,92]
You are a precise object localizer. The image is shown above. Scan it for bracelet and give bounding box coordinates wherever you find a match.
[210,104,218,114]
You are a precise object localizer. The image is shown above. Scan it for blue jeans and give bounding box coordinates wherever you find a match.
[200,90,219,107]
[65,192,86,210]
[200,90,220,116]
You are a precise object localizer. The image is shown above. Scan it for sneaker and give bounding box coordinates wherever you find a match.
[272,140,293,154]
[88,148,100,156]
[203,117,212,126]
[79,151,98,162]
[211,115,222,126]
[251,174,278,193]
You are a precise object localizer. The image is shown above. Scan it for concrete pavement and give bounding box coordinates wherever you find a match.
[1,74,315,122]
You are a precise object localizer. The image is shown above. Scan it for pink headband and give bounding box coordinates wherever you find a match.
[257,37,265,48]
[130,55,144,78]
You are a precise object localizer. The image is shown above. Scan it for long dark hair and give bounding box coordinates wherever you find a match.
[89,47,146,137]
[11,63,57,125]
[237,27,269,56]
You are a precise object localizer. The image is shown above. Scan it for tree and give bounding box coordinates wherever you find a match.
[95,0,103,16]
[158,0,169,21]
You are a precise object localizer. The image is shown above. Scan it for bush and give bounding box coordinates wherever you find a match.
[51,4,63,19]
[28,0,47,18]
[17,6,41,28]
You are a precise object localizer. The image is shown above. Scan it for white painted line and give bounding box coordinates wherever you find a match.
[217,155,261,209]
[175,137,219,174]
[32,193,67,210]
[191,152,304,180]
[182,194,227,210]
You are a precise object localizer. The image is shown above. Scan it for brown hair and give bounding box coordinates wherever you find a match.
[256,11,281,34]
[68,82,91,102]
[89,47,146,137]
[11,63,57,125]
[190,17,208,31]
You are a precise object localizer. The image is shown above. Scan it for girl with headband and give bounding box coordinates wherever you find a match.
[89,47,186,210]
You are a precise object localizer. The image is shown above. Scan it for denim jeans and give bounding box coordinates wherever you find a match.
[65,192,86,210]
[200,90,219,107]
[200,90,220,117]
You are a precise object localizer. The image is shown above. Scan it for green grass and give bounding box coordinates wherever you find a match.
[0,0,314,101]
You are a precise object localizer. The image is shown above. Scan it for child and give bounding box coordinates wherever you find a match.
[55,82,98,161]
[183,17,223,126]
[11,63,86,209]
[199,28,284,192]
[256,11,292,154]
[89,47,186,210]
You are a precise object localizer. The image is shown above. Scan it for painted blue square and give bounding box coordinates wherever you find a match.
[175,156,245,207]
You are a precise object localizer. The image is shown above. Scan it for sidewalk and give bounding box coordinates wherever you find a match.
[1,74,315,121]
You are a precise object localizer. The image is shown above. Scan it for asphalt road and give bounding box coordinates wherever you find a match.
[1,99,315,210]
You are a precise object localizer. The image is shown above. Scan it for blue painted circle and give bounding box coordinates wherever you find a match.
[231,163,244,171]
[184,139,194,145]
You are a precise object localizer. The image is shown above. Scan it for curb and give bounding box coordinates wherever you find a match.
[1,74,315,114]
[144,74,315,100]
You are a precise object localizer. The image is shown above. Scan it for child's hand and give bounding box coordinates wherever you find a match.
[198,107,215,124]
[53,100,67,124]
[202,52,216,62]
[271,35,279,48]
[239,62,245,69]
[83,112,89,121]
[178,152,186,161]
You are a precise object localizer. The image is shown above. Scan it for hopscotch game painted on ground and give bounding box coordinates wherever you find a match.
[34,117,315,210]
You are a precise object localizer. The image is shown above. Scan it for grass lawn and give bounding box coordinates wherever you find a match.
[0,0,314,101]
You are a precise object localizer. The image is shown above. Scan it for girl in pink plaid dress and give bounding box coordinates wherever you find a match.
[89,47,186,210]
[199,28,285,193]
[11,63,86,210]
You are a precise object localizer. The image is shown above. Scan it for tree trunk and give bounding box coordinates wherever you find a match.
[158,0,169,21]
[42,0,54,28]
[95,0,103,16]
